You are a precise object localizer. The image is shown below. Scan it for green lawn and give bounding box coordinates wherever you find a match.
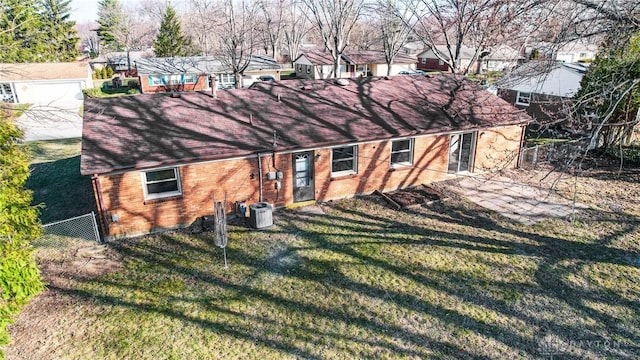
[9,167,640,359]
[23,138,95,224]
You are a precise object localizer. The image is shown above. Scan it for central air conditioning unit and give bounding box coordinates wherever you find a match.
[249,202,273,229]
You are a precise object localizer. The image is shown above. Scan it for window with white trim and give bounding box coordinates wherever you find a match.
[184,74,197,84]
[166,74,182,85]
[142,168,182,200]
[217,73,236,89]
[421,58,426,64]
[356,64,368,72]
[448,132,476,173]
[515,91,531,106]
[331,145,357,175]
[0,83,16,103]
[390,138,414,167]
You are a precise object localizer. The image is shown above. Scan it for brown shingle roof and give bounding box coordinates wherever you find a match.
[299,49,416,66]
[81,74,529,175]
[0,62,90,81]
[298,50,338,65]
[345,50,415,65]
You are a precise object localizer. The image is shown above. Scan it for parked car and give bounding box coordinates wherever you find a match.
[257,75,276,82]
[398,70,425,76]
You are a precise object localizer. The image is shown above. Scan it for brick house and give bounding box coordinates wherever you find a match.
[417,46,477,73]
[417,45,522,73]
[135,55,281,93]
[81,74,529,239]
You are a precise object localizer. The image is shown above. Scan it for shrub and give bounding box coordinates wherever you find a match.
[127,79,140,89]
[106,66,114,78]
[100,67,108,80]
[0,110,44,356]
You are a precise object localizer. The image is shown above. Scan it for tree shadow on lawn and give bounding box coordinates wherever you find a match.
[44,196,639,359]
[27,155,96,224]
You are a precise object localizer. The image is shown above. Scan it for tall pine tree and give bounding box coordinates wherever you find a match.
[154,6,197,57]
[40,0,79,61]
[96,0,123,52]
[0,0,48,62]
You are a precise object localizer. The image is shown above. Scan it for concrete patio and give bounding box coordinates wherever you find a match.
[448,175,584,225]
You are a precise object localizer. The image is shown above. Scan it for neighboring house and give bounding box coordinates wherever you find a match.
[0,62,93,105]
[554,40,599,63]
[479,45,523,72]
[81,74,529,239]
[135,55,281,93]
[293,50,416,79]
[399,40,426,57]
[89,51,150,75]
[418,45,523,73]
[293,50,348,79]
[417,45,478,73]
[496,62,587,122]
[344,51,416,77]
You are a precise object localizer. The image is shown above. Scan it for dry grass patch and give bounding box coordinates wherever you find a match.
[6,168,640,359]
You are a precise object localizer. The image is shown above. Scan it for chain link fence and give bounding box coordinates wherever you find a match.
[519,141,586,169]
[40,211,101,245]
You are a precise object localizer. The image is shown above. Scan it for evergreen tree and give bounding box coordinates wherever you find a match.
[0,109,44,355]
[575,31,640,149]
[154,6,197,57]
[0,0,48,62]
[96,0,123,52]
[40,0,80,61]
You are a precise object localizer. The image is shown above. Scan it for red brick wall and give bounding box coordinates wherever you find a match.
[312,135,450,201]
[139,74,209,94]
[96,126,524,238]
[417,59,450,72]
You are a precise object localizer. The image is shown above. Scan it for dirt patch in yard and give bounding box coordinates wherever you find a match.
[383,185,446,207]
[5,239,122,360]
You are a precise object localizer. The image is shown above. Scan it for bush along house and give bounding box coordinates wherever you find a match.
[81,74,530,239]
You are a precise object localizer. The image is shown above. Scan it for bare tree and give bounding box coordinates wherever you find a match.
[76,21,100,57]
[256,0,286,60]
[401,0,539,75]
[349,16,380,50]
[377,0,416,76]
[302,0,366,78]
[185,0,220,55]
[214,0,261,88]
[282,0,311,65]
[112,5,157,73]
[139,0,170,23]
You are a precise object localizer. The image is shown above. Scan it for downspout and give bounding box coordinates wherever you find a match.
[91,174,108,237]
[257,153,263,202]
[517,124,527,168]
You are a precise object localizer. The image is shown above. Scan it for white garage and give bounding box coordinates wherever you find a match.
[15,81,85,105]
[0,62,93,106]
[0,62,94,141]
